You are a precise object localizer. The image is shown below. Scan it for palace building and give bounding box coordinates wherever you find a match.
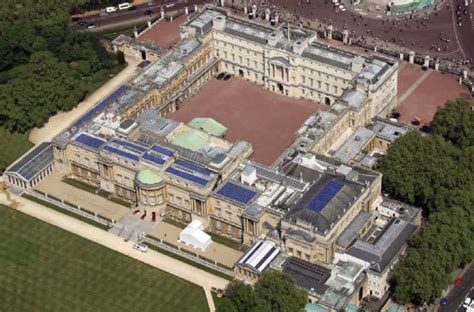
[4,6,415,306]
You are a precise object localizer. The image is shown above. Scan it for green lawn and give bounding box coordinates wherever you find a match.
[0,127,33,173]
[0,204,209,312]
[62,177,99,194]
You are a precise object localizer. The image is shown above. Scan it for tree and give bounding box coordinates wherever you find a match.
[384,98,474,306]
[0,0,119,133]
[254,272,307,312]
[217,272,307,312]
[379,132,461,214]
[432,98,474,149]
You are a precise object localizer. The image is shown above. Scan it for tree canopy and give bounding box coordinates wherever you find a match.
[216,272,308,312]
[380,98,474,306]
[0,0,122,133]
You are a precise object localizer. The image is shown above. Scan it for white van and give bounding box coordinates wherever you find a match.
[105,6,117,13]
[118,2,131,10]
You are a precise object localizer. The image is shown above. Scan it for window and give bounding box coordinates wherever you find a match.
[85,158,90,167]
[117,174,122,184]
[177,197,182,206]
[216,208,222,217]
[125,177,130,186]
[75,154,80,162]
[216,220,221,230]
[169,194,174,202]
[227,225,232,235]
[227,211,232,221]
[185,200,190,208]
[157,194,164,204]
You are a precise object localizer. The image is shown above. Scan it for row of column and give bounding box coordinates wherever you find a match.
[7,164,53,189]
[271,64,289,82]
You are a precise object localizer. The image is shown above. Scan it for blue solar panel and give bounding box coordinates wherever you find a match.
[74,133,106,150]
[73,85,128,129]
[165,167,208,186]
[175,159,211,176]
[143,152,165,165]
[307,180,344,213]
[112,138,147,153]
[151,145,174,157]
[216,182,256,205]
[102,145,139,162]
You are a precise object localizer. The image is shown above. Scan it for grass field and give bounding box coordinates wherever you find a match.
[0,204,209,312]
[0,127,33,173]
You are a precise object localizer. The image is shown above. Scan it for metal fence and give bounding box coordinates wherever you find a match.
[26,190,235,277]
[25,190,114,228]
[144,236,234,277]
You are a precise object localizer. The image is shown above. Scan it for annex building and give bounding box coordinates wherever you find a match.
[4,5,415,310]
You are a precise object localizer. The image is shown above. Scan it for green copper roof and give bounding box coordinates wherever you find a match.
[137,168,163,185]
[171,129,208,151]
[188,117,227,137]
[304,303,330,312]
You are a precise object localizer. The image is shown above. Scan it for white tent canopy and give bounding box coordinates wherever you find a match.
[179,220,212,251]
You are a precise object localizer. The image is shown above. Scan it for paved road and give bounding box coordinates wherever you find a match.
[76,0,210,29]
[247,0,470,63]
[451,0,474,62]
[0,188,227,311]
[439,264,474,312]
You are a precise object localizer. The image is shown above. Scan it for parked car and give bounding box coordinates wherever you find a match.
[118,2,131,10]
[216,73,226,80]
[77,20,87,26]
[463,297,472,309]
[128,6,137,11]
[105,6,117,13]
[133,243,148,253]
[71,16,82,22]
[99,12,108,17]
[223,74,231,81]
[87,23,96,29]
[144,9,153,16]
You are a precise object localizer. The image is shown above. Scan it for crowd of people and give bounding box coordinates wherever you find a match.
[227,0,472,71]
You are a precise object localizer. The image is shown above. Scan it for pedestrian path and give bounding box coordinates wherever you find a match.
[110,211,158,242]
[29,57,139,144]
[398,69,432,104]
[0,187,226,311]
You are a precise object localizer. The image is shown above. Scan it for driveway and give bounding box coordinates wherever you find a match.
[29,57,139,144]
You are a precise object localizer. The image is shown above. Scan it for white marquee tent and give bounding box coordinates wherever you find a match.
[179,220,212,251]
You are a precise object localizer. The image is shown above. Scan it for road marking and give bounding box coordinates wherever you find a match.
[398,69,432,104]
[451,0,467,58]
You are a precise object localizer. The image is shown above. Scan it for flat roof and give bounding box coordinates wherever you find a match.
[369,119,411,143]
[333,127,375,164]
[283,257,330,295]
[346,218,416,273]
[336,211,372,248]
